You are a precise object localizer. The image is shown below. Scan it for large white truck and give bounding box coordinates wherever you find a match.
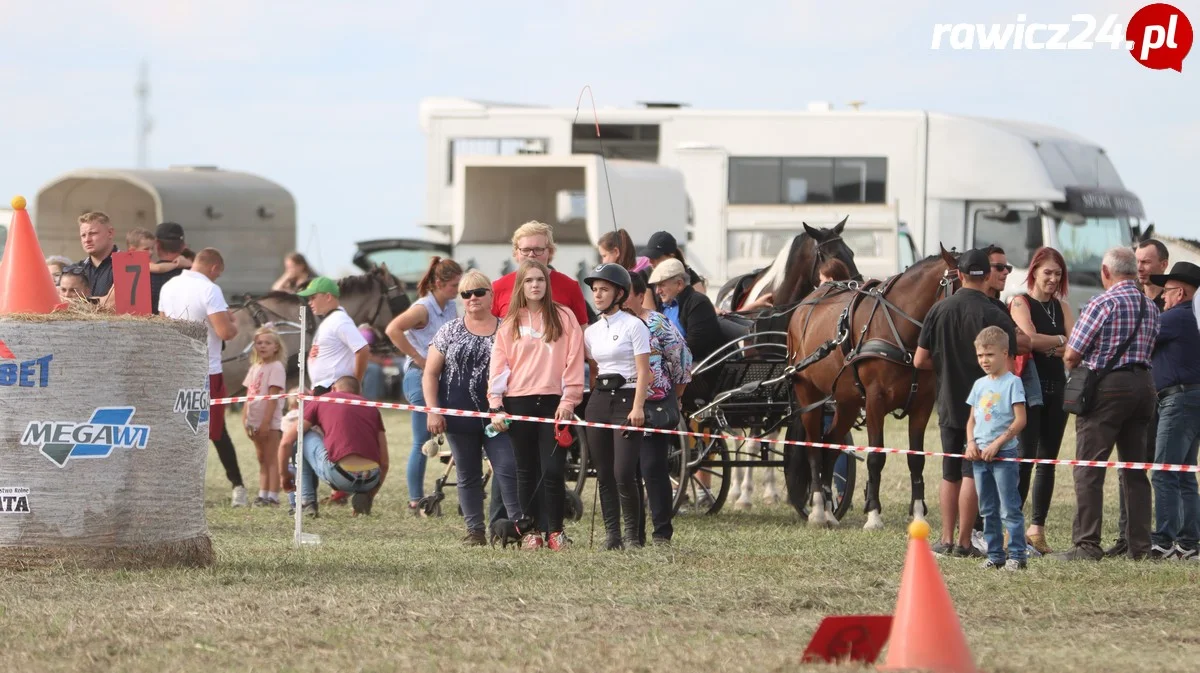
[419,98,1151,308]
[451,153,689,287]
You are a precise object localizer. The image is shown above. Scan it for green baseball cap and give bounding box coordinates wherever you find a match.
[296,276,340,298]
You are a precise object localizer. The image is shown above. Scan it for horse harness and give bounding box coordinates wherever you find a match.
[784,268,958,419]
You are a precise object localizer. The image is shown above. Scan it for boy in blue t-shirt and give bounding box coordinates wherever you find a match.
[965,326,1028,570]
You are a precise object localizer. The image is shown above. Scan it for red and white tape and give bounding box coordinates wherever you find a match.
[210,393,1200,474]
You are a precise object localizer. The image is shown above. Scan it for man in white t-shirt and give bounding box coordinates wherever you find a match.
[159,248,247,507]
[297,276,368,394]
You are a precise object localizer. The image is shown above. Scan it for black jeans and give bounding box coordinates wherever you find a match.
[586,389,643,544]
[1018,385,1069,526]
[638,412,675,542]
[505,394,567,534]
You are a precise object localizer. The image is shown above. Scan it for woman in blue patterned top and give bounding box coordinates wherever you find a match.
[423,270,523,546]
[623,270,693,544]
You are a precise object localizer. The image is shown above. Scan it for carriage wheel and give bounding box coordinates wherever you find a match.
[785,424,857,521]
[670,426,731,516]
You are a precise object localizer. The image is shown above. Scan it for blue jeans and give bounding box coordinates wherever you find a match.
[362,361,386,401]
[973,457,1026,562]
[1021,358,1044,408]
[301,431,380,505]
[403,366,431,503]
[448,427,522,532]
[1152,389,1200,550]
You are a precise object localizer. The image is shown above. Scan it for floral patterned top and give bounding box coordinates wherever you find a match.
[641,310,692,401]
[430,317,500,434]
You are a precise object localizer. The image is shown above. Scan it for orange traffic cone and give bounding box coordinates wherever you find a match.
[0,195,68,315]
[879,521,977,673]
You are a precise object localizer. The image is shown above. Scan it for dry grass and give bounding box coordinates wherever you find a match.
[2,408,1198,673]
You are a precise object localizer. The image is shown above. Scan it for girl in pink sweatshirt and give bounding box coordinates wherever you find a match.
[488,260,585,551]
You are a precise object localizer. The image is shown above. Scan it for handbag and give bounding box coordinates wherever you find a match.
[643,397,681,430]
[1062,296,1146,416]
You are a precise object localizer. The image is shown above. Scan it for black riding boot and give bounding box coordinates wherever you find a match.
[598,479,623,550]
[620,487,644,548]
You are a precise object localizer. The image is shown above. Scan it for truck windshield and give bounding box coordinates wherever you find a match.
[1054,215,1132,285]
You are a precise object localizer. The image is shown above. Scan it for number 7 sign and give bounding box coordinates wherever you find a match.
[112,250,152,315]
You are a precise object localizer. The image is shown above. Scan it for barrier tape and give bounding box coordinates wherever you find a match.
[210,393,1200,474]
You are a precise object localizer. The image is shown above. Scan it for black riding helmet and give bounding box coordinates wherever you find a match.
[584,263,632,310]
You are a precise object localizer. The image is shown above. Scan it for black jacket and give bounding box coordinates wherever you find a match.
[670,286,724,364]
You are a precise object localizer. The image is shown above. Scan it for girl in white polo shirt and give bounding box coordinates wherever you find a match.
[583,263,652,550]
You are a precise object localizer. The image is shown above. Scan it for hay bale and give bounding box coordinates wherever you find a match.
[0,315,215,569]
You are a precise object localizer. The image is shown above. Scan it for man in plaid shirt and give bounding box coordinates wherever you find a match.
[1053,247,1160,561]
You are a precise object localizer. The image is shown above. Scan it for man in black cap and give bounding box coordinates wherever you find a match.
[640,231,705,298]
[914,248,1027,557]
[150,222,191,315]
[1146,261,1200,560]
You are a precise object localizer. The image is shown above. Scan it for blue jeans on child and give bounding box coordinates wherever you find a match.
[301,431,380,505]
[403,366,431,503]
[973,456,1027,563]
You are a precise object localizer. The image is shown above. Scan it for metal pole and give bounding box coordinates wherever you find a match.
[293,304,319,546]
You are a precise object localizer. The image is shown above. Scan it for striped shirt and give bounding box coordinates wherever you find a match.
[1067,280,1160,371]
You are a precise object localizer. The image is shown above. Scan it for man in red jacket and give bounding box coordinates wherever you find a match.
[491,220,590,326]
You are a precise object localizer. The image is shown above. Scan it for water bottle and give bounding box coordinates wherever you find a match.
[485,424,501,438]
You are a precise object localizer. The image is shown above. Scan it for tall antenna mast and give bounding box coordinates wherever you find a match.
[136,61,152,168]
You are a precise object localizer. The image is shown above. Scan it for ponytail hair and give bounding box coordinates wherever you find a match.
[417,256,463,297]
[598,229,637,270]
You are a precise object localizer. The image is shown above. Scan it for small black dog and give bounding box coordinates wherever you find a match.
[489,516,534,549]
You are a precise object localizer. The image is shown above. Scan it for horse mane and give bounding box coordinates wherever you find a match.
[259,290,302,303]
[337,272,380,294]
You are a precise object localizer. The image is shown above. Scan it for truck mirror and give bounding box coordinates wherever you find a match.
[1024,216,1044,250]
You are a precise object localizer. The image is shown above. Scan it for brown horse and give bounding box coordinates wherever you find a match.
[785,246,960,527]
[222,264,407,395]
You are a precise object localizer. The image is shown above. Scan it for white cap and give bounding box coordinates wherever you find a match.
[648,258,686,284]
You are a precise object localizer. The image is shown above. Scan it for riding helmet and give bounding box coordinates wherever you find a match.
[584,263,632,295]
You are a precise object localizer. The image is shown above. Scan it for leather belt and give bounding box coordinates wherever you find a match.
[1158,383,1200,401]
[334,464,380,483]
[1111,363,1149,372]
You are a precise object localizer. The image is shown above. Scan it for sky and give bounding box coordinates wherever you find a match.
[2,0,1196,276]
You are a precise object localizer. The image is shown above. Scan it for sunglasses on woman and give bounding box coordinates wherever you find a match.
[460,288,489,299]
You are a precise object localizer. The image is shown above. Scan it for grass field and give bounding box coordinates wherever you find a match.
[3,407,1199,673]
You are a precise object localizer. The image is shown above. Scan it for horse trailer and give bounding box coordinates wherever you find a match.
[32,166,297,299]
[418,97,1150,309]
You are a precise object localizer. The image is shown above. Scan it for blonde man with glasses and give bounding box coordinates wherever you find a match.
[490,221,590,327]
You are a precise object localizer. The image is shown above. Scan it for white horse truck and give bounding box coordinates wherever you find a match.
[418,97,1151,309]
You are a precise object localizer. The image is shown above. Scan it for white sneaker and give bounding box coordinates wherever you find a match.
[231,486,248,507]
[971,530,988,555]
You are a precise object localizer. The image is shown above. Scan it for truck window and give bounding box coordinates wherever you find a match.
[972,209,1037,268]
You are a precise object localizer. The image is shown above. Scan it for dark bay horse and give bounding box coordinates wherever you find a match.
[785,246,960,527]
[223,264,407,395]
[716,216,857,316]
[693,219,860,510]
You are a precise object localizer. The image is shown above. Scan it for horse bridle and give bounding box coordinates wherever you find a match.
[362,271,407,331]
[224,297,306,366]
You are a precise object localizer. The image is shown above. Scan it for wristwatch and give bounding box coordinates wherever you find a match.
[488,406,505,414]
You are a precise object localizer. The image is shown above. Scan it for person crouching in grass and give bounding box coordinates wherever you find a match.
[966,325,1028,571]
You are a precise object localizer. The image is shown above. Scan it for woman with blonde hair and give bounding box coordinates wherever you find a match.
[386,256,462,515]
[488,260,585,550]
[424,269,523,545]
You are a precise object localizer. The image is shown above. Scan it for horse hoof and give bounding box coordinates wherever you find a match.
[910,500,928,523]
[734,499,752,512]
[863,510,884,531]
[824,502,839,527]
[807,493,827,527]
[729,486,742,500]
[762,492,780,506]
